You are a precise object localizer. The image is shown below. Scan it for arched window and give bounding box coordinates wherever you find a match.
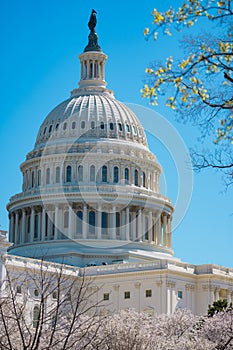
[110,122,114,130]
[66,166,72,183]
[33,306,40,328]
[49,125,53,133]
[102,165,107,183]
[81,121,85,129]
[72,121,76,129]
[78,165,83,182]
[46,168,50,185]
[31,171,34,188]
[76,211,83,234]
[143,171,146,188]
[64,211,69,228]
[55,166,60,183]
[90,165,95,182]
[37,170,41,186]
[125,168,129,184]
[118,123,122,131]
[134,169,139,186]
[89,211,95,234]
[43,127,47,135]
[126,124,130,133]
[114,166,119,183]
[63,123,67,131]
[55,123,59,130]
[91,121,95,130]
[102,212,108,230]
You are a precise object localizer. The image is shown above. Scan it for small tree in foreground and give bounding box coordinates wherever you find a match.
[0,257,106,350]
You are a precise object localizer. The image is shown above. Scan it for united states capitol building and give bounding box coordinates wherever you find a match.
[1,12,233,316]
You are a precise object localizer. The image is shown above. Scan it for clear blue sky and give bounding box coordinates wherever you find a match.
[0,0,232,267]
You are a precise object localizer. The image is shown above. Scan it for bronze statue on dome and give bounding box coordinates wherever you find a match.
[88,9,97,33]
[84,9,102,52]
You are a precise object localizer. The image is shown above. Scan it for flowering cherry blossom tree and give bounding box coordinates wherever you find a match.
[142,0,233,185]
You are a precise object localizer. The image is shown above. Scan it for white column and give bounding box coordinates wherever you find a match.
[140,171,143,187]
[167,216,172,248]
[132,212,136,241]
[148,211,153,243]
[156,215,162,245]
[163,214,168,247]
[42,207,46,241]
[38,210,41,240]
[83,205,88,239]
[9,213,14,243]
[30,208,35,242]
[54,205,59,240]
[147,172,151,190]
[121,210,125,240]
[97,205,101,239]
[137,209,142,241]
[210,287,215,305]
[166,286,171,314]
[69,204,75,240]
[125,207,130,241]
[21,209,26,244]
[111,206,116,240]
[142,212,145,241]
[227,290,231,304]
[215,288,220,301]
[14,212,19,244]
[87,60,90,78]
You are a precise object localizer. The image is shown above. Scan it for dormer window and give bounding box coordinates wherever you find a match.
[118,123,122,131]
[126,124,130,133]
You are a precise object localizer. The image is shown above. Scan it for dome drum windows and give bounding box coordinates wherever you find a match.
[72,121,76,130]
[81,121,85,129]
[113,166,119,183]
[109,122,114,131]
[66,166,72,183]
[118,123,123,132]
[124,168,129,184]
[126,124,130,133]
[102,165,108,183]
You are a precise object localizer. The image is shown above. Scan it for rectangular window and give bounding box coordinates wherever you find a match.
[178,290,183,299]
[124,291,130,299]
[103,293,109,301]
[146,289,152,298]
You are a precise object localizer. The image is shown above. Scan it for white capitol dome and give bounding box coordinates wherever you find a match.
[34,92,148,151]
[7,17,174,267]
